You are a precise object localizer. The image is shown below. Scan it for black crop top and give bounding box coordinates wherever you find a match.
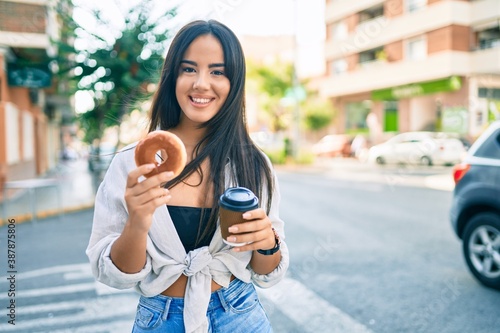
[167,205,215,253]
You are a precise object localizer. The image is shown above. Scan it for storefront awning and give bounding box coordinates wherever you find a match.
[371,76,462,101]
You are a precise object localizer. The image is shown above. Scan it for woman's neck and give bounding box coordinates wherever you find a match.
[169,123,207,161]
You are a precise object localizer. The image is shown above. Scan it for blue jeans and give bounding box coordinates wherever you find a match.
[131,279,273,333]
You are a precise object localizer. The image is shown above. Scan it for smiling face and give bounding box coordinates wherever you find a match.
[175,34,230,127]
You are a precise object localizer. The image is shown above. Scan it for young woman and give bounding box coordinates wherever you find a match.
[86,20,289,333]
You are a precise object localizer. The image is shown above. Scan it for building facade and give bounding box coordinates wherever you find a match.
[0,0,69,184]
[322,0,500,143]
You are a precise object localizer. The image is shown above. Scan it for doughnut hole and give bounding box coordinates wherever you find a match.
[155,149,168,167]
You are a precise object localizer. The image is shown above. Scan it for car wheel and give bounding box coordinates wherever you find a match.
[375,156,385,165]
[420,156,432,166]
[462,212,500,290]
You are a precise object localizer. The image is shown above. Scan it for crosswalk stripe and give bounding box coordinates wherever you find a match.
[258,276,373,333]
[1,263,370,332]
[0,263,90,281]
[0,294,138,332]
[0,282,96,299]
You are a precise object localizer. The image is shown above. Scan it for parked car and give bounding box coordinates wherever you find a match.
[312,134,351,157]
[450,121,500,290]
[368,131,466,166]
[88,142,116,172]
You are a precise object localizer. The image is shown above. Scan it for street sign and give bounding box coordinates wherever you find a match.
[7,64,52,88]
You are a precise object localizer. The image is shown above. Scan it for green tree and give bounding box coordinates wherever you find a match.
[302,98,335,133]
[247,60,294,132]
[52,0,176,146]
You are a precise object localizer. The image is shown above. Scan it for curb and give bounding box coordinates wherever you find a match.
[0,203,95,226]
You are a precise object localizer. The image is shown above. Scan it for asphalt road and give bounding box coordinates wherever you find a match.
[274,169,500,333]
[0,166,499,332]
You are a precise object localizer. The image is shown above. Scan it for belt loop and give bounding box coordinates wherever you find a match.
[162,297,172,321]
[216,290,229,312]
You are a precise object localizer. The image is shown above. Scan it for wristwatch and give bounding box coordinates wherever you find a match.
[257,228,281,255]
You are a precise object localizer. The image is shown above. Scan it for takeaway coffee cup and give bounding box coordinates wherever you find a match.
[219,187,259,246]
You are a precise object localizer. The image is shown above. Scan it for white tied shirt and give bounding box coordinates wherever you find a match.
[86,143,289,333]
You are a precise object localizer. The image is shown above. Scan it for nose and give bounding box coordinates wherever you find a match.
[193,72,210,91]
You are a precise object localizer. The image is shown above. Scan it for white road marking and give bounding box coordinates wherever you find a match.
[95,281,134,296]
[63,269,94,281]
[2,263,370,332]
[0,263,90,281]
[0,294,138,332]
[0,282,96,299]
[258,277,373,333]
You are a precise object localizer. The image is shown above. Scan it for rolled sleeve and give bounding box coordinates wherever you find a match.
[88,236,153,290]
[250,241,290,288]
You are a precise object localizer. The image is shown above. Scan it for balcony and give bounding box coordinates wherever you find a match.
[320,49,500,98]
[472,46,500,74]
[0,32,49,49]
[0,0,55,49]
[325,0,471,60]
[471,0,500,27]
[325,0,384,24]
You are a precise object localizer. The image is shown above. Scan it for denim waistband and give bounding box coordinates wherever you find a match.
[138,278,250,315]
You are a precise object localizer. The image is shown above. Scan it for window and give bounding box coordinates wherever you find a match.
[345,101,371,133]
[407,37,427,61]
[331,21,348,40]
[359,47,384,65]
[358,4,384,24]
[407,0,427,13]
[478,88,500,99]
[474,129,500,159]
[331,59,348,75]
[477,26,500,50]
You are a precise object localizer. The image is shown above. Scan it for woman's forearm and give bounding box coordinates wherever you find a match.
[110,220,149,273]
[249,250,281,275]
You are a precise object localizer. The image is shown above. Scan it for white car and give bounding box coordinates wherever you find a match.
[368,132,466,166]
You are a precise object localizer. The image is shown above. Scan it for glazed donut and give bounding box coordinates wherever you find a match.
[134,131,187,178]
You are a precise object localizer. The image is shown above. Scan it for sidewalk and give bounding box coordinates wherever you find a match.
[0,158,97,225]
[274,157,456,192]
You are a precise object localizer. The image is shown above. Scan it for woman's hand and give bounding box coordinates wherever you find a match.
[124,164,174,233]
[226,208,276,253]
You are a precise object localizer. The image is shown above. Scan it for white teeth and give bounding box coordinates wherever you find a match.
[192,97,211,104]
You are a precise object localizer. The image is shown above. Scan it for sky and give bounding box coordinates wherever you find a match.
[72,0,326,113]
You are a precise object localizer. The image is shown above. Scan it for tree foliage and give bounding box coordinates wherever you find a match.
[248,60,334,136]
[247,60,295,132]
[52,0,177,144]
[302,98,335,132]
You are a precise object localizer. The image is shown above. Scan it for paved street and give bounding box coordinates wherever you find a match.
[0,162,499,332]
[275,170,500,333]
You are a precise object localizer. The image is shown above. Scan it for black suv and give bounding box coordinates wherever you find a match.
[450,121,500,290]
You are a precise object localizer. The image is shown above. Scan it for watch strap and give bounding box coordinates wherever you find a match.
[257,228,280,255]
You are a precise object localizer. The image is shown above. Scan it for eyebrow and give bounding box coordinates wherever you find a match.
[180,60,225,68]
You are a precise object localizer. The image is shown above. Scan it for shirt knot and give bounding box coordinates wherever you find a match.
[183,247,213,277]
